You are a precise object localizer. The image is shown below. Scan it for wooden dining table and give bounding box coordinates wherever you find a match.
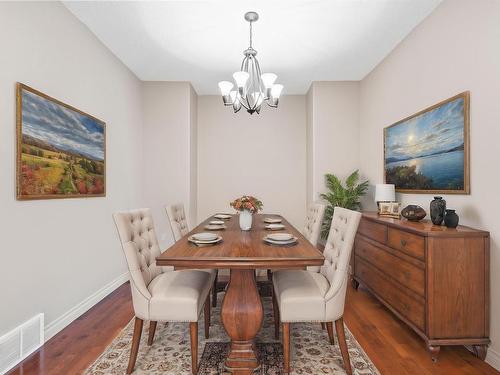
[156,213,324,374]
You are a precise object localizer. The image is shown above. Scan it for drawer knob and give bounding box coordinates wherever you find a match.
[400,239,407,247]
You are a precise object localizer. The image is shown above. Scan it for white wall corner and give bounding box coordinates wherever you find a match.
[44,272,129,341]
[486,347,500,371]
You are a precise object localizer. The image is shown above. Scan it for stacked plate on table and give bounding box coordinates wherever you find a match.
[188,232,222,246]
[263,233,298,246]
[214,213,232,220]
[205,220,227,231]
[264,217,282,224]
[265,223,285,230]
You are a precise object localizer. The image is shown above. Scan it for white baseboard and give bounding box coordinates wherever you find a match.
[486,347,500,371]
[44,272,129,341]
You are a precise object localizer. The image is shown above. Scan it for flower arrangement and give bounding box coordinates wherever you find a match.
[230,195,263,214]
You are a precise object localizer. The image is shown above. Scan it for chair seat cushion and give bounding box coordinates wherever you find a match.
[148,270,214,321]
[273,270,330,322]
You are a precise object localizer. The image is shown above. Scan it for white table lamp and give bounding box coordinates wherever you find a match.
[375,184,396,203]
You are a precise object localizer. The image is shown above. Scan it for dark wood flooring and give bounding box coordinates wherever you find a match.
[8,280,498,375]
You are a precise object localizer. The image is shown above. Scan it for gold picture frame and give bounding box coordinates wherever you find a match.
[384,92,470,194]
[16,83,106,200]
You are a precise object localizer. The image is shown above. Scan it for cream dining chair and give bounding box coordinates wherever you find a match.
[165,203,220,307]
[113,208,215,375]
[165,203,190,241]
[272,207,362,374]
[302,203,326,248]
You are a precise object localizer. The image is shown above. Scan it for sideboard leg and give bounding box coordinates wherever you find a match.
[428,345,440,362]
[351,278,359,290]
[472,345,488,360]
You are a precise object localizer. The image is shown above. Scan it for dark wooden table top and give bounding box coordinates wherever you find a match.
[156,213,325,269]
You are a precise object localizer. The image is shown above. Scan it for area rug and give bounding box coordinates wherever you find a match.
[85,295,379,374]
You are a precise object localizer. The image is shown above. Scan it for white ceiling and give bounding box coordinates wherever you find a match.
[64,0,441,94]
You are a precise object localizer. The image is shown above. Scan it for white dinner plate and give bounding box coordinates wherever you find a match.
[209,220,225,225]
[263,236,298,246]
[204,224,227,231]
[264,217,282,224]
[214,214,232,220]
[265,223,285,230]
[188,235,222,244]
[192,232,218,241]
[267,233,293,241]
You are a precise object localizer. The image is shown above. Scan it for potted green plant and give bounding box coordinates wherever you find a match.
[320,170,369,239]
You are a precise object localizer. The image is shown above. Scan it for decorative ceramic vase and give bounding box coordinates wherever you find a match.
[401,205,427,222]
[239,209,253,231]
[430,196,446,225]
[444,209,459,228]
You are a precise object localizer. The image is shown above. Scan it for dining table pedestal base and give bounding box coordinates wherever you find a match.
[221,269,264,374]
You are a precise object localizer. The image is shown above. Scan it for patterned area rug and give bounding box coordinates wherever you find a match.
[85,295,379,374]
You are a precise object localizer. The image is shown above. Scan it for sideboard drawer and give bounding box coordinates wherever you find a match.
[388,228,425,260]
[358,219,387,244]
[355,257,425,331]
[355,237,425,296]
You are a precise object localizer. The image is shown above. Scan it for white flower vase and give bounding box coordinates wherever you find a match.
[239,210,253,231]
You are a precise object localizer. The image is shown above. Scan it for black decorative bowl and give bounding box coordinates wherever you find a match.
[401,205,427,221]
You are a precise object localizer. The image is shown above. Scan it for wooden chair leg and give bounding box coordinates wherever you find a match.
[321,322,326,330]
[326,322,335,345]
[204,294,210,339]
[271,288,280,340]
[147,321,157,346]
[212,270,218,307]
[127,317,143,374]
[190,322,198,375]
[283,322,290,374]
[335,317,352,375]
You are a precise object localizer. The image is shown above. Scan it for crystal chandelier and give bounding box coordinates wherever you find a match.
[218,12,283,115]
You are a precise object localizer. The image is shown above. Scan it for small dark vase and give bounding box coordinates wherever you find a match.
[430,196,446,225]
[444,209,459,228]
[401,205,427,222]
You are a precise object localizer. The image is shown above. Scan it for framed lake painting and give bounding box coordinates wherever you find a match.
[16,83,106,200]
[384,92,470,194]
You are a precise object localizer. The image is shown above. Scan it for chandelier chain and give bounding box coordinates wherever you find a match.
[249,21,253,48]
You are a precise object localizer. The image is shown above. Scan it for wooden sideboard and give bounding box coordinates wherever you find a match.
[352,212,490,361]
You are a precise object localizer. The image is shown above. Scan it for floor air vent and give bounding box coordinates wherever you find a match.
[0,314,44,375]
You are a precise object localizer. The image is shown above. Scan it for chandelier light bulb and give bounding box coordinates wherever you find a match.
[260,73,277,88]
[218,81,234,96]
[233,71,249,88]
[271,84,284,99]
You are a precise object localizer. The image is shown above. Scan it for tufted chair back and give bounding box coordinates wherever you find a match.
[303,203,326,247]
[113,208,163,319]
[321,207,361,320]
[165,204,190,242]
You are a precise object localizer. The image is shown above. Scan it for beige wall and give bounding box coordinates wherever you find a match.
[306,82,360,202]
[142,82,197,248]
[0,2,143,338]
[359,0,500,365]
[197,96,307,228]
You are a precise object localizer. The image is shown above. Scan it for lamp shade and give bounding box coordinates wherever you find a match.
[375,184,396,202]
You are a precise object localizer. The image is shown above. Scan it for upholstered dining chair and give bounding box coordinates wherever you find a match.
[113,208,215,375]
[303,202,326,247]
[165,203,220,307]
[272,207,362,374]
[165,203,190,241]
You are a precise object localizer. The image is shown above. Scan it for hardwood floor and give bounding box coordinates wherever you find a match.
[7,283,134,375]
[8,281,498,375]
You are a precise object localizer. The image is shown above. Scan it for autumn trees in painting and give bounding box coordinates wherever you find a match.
[17,84,105,199]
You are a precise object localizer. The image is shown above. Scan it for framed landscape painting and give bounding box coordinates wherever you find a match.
[16,83,106,200]
[384,92,470,194]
